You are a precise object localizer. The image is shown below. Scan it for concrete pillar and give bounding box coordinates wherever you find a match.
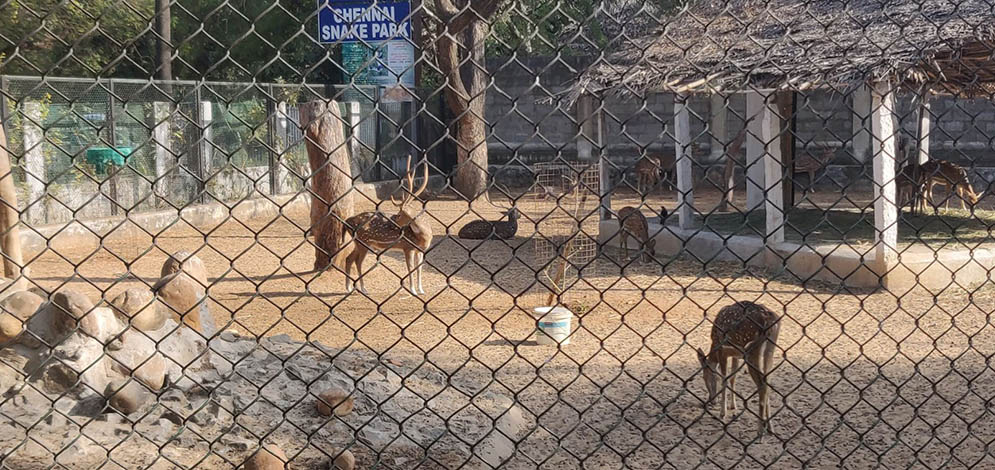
[274,101,290,194]
[674,94,694,229]
[871,82,898,267]
[917,96,931,164]
[576,94,596,161]
[852,85,872,163]
[199,101,213,175]
[152,102,172,204]
[709,94,728,163]
[746,92,766,211]
[759,93,784,243]
[22,101,45,224]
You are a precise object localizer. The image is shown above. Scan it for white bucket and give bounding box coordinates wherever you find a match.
[532,306,574,345]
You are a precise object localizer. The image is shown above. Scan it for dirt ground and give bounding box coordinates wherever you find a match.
[21,186,995,469]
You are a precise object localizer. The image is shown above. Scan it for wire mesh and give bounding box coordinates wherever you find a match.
[0,0,995,469]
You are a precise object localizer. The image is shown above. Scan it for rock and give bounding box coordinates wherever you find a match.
[0,277,19,302]
[105,380,152,415]
[153,272,215,334]
[244,445,287,470]
[161,251,209,289]
[316,387,354,417]
[24,302,76,345]
[52,290,94,320]
[52,290,125,345]
[132,354,167,391]
[331,450,355,470]
[109,288,165,331]
[0,312,21,344]
[1,291,44,320]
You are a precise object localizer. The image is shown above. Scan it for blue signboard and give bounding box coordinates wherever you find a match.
[318,1,412,43]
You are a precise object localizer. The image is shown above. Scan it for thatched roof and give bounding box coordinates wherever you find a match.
[574,0,995,98]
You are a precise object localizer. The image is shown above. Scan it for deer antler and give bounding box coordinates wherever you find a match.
[391,155,430,208]
[489,183,514,210]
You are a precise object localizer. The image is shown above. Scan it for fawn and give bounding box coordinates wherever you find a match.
[342,156,432,296]
[920,160,983,211]
[696,301,780,436]
[617,207,656,263]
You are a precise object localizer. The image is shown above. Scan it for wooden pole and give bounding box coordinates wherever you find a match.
[761,93,785,243]
[301,100,355,272]
[0,124,24,281]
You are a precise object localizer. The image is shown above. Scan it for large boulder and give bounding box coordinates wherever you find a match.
[105,379,153,415]
[153,272,216,336]
[161,251,209,289]
[109,288,166,332]
[0,291,42,345]
[243,445,287,470]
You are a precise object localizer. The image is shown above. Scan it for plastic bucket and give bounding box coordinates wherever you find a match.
[532,306,574,345]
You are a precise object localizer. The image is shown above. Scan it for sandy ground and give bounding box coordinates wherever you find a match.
[18,186,995,469]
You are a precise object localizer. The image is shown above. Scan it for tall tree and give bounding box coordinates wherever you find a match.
[431,0,502,200]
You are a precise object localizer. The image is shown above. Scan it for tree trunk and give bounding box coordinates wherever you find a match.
[0,125,23,282]
[155,0,173,86]
[301,101,354,271]
[437,19,490,200]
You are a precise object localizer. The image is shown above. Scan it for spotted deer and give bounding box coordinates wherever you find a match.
[696,301,780,436]
[617,207,656,263]
[457,191,520,240]
[341,156,432,295]
[794,146,834,194]
[897,162,928,213]
[920,160,983,211]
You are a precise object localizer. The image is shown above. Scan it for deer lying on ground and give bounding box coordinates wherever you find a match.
[920,160,983,211]
[341,156,432,296]
[697,301,781,436]
[457,193,520,240]
[617,206,656,263]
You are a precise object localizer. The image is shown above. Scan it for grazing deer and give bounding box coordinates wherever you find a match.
[920,160,983,211]
[617,207,656,263]
[897,162,928,214]
[794,147,835,194]
[697,301,780,436]
[342,156,432,296]
[457,196,520,240]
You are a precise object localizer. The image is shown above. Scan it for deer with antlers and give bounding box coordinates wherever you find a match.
[457,187,520,240]
[341,156,432,296]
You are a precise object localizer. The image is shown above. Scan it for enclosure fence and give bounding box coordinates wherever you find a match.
[2,0,995,469]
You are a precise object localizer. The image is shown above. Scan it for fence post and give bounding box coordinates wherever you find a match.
[576,94,594,161]
[152,101,172,207]
[107,79,119,216]
[265,86,276,195]
[347,102,361,180]
[273,100,289,195]
[374,87,383,181]
[23,100,45,224]
[0,76,8,135]
[199,99,213,190]
[192,85,206,203]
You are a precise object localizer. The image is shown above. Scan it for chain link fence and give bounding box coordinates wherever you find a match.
[2,0,995,469]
